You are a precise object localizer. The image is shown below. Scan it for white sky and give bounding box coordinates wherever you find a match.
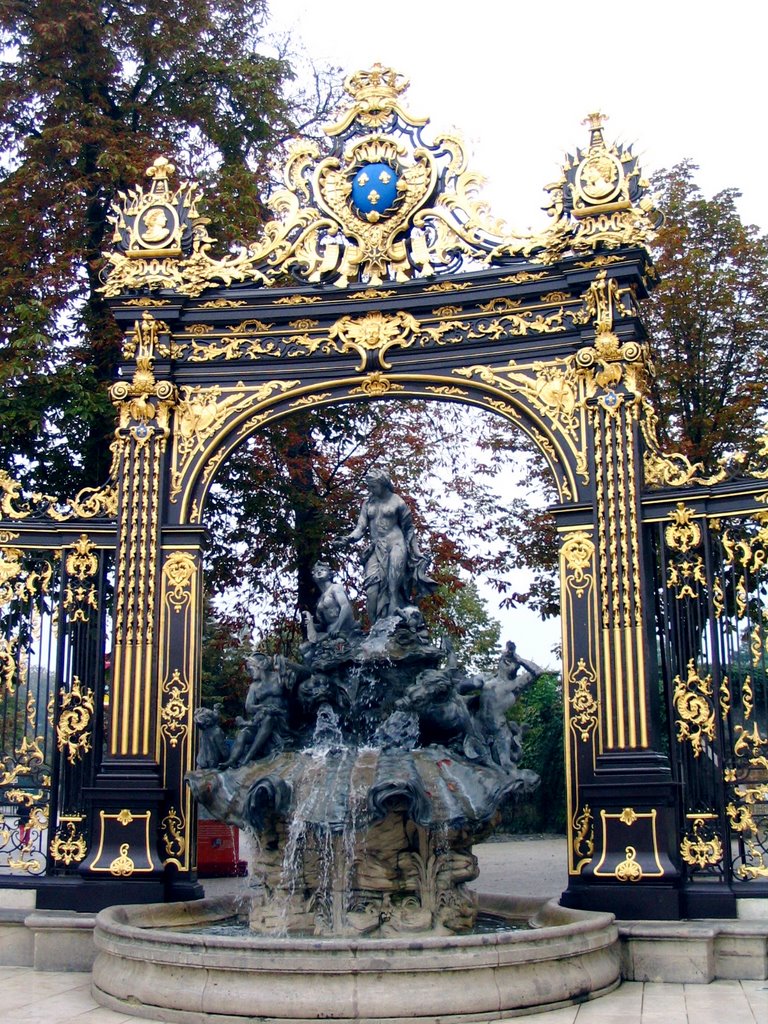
[268,0,766,232]
[264,0,766,665]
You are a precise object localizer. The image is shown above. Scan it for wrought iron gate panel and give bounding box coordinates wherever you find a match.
[650,499,768,895]
[0,536,114,878]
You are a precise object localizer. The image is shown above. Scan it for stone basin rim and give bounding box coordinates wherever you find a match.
[94,894,617,953]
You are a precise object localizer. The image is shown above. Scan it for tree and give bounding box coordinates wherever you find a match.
[204,400,533,652]
[0,1,338,495]
[645,161,768,472]
[502,672,566,834]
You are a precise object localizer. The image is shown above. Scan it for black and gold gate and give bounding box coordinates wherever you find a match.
[0,66,765,916]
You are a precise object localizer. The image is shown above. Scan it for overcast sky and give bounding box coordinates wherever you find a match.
[268,0,766,232]
[264,1,765,663]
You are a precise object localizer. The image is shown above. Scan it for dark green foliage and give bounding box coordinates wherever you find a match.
[501,672,566,834]
[199,606,251,729]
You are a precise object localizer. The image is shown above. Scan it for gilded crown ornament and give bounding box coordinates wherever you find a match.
[100,67,663,297]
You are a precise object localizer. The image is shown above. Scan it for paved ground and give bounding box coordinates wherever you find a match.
[4,969,766,1024]
[3,836,766,1024]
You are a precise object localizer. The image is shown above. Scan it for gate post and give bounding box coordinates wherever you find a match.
[559,287,682,919]
[78,311,203,907]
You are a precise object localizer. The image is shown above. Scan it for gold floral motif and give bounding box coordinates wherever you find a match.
[50,820,88,866]
[562,532,594,597]
[667,556,706,600]
[664,504,702,553]
[672,661,715,757]
[423,281,472,293]
[56,676,95,764]
[498,272,549,284]
[199,299,249,308]
[349,372,405,397]
[680,817,724,869]
[619,807,638,826]
[327,311,421,370]
[163,552,196,612]
[109,842,135,877]
[0,530,20,544]
[272,294,323,305]
[65,534,98,580]
[160,669,189,749]
[615,846,643,882]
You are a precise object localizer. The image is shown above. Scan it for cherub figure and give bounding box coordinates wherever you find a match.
[474,642,540,769]
[219,654,290,768]
[303,561,357,642]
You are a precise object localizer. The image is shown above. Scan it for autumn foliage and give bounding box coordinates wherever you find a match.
[0,1,332,495]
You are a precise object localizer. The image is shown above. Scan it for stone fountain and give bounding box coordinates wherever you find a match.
[92,468,620,1021]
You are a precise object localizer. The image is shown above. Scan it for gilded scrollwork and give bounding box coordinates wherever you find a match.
[572,805,594,866]
[110,312,177,448]
[328,310,421,370]
[455,356,588,486]
[50,819,88,866]
[162,807,186,862]
[0,469,117,523]
[672,660,715,757]
[667,556,706,601]
[680,816,724,870]
[664,504,702,553]
[569,664,599,743]
[726,783,768,879]
[562,532,595,597]
[170,380,299,502]
[163,552,197,613]
[160,669,190,749]
[56,676,95,764]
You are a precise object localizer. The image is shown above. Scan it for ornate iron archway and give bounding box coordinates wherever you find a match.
[1,66,766,917]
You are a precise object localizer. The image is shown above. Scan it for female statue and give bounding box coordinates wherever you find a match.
[334,466,435,622]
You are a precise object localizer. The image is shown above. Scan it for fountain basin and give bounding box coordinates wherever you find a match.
[92,893,620,1022]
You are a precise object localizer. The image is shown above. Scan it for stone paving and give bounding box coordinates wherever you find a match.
[2,835,766,1024]
[2,968,766,1024]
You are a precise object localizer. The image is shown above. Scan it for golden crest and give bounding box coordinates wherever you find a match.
[101,69,662,298]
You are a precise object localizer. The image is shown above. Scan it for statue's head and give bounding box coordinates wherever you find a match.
[363,464,393,493]
[312,561,335,582]
[246,652,271,679]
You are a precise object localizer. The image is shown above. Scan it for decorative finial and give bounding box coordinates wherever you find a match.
[582,112,609,131]
[581,112,609,152]
[146,157,175,193]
